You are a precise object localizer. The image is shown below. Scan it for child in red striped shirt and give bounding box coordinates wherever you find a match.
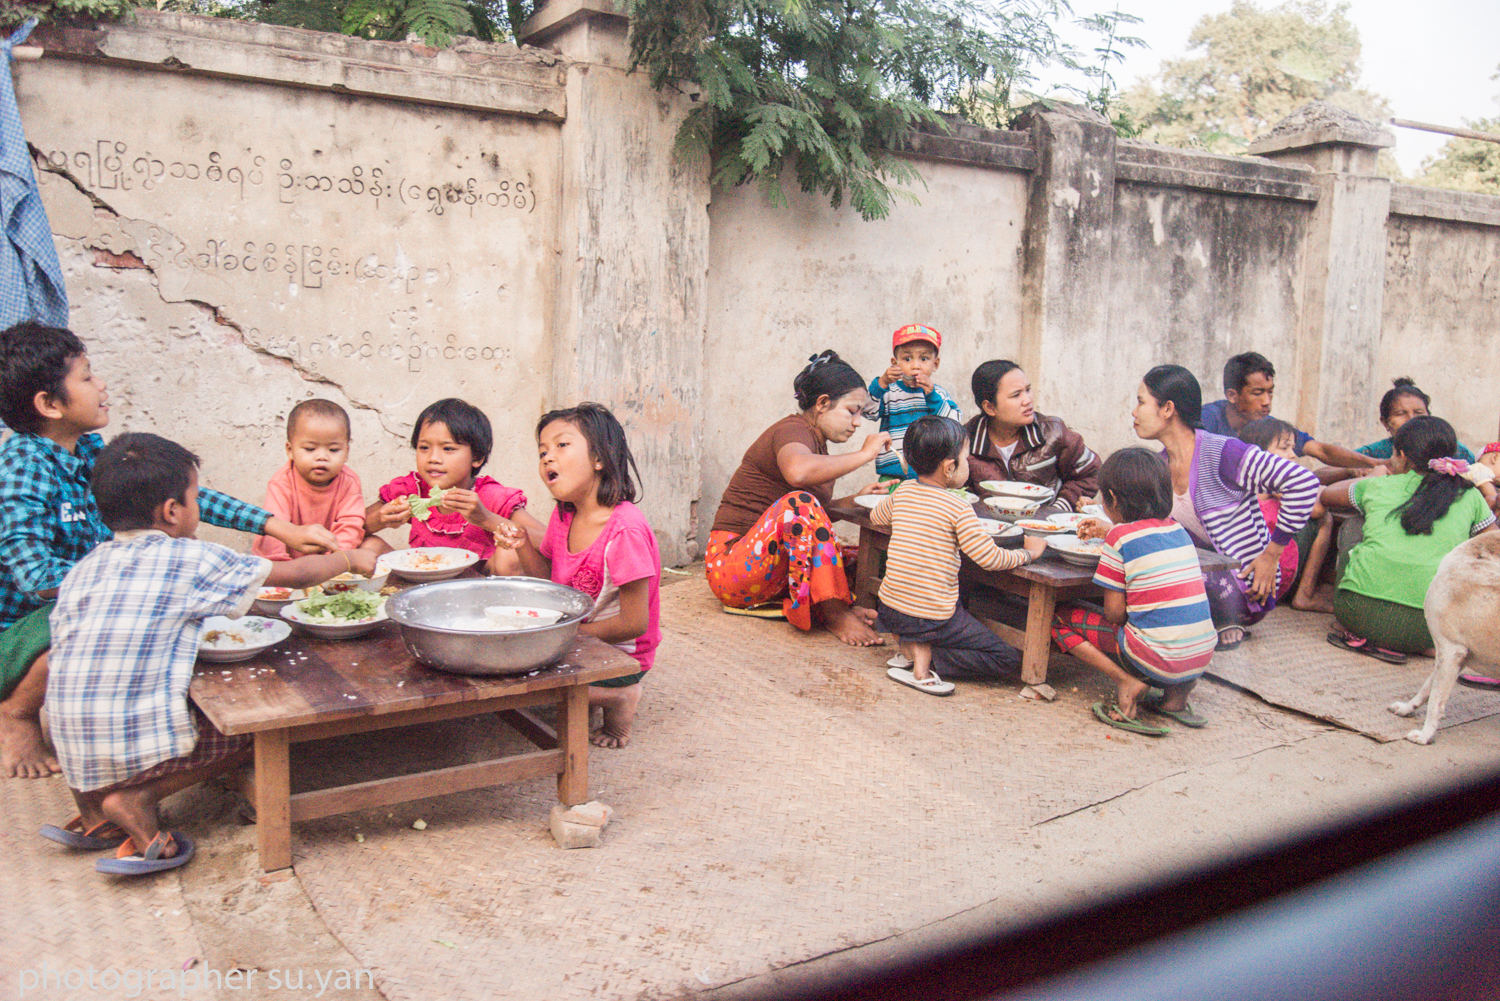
[1051,448,1217,736]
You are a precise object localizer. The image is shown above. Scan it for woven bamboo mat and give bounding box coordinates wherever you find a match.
[1207,606,1500,742]
[284,575,1320,1000]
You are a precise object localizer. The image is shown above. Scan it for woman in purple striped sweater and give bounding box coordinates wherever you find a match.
[1131,365,1321,650]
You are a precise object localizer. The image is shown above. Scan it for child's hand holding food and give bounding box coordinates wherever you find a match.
[371,497,413,531]
[346,548,379,577]
[436,487,494,529]
[878,361,903,389]
[1076,518,1109,542]
[273,520,339,555]
[491,520,527,551]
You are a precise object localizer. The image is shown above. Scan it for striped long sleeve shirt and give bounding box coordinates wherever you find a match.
[864,378,962,480]
[1174,432,1321,586]
[870,480,1028,621]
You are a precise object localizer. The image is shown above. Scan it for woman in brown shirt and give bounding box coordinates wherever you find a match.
[707,351,890,646]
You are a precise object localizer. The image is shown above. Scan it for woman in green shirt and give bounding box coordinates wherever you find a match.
[1323,417,1496,662]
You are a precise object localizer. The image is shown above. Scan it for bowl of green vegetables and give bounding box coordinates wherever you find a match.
[280,589,389,639]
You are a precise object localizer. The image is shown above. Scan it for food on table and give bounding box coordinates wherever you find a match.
[948,489,978,504]
[407,487,449,522]
[1076,518,1110,542]
[1016,519,1067,533]
[202,628,247,648]
[258,587,294,601]
[404,550,458,570]
[201,617,284,650]
[978,480,1052,500]
[475,606,566,632]
[293,590,386,625]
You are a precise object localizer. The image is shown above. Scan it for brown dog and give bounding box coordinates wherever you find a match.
[1389,532,1500,744]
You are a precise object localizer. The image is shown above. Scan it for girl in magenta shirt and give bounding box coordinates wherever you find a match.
[498,403,661,749]
[367,398,542,574]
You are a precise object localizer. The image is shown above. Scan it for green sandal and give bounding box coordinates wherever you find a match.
[1143,697,1207,728]
[1091,702,1169,737]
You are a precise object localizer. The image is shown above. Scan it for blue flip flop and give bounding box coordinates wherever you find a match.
[39,816,130,851]
[95,832,195,875]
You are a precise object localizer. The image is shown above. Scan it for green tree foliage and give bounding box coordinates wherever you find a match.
[1414,67,1500,196]
[622,0,1072,220]
[1122,0,1388,154]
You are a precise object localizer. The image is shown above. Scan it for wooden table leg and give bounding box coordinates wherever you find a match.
[852,526,882,609]
[254,729,292,871]
[1022,580,1057,686]
[556,683,589,806]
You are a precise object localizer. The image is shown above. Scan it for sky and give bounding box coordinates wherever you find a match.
[1030,0,1500,174]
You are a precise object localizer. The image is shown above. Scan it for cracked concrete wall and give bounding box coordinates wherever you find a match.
[19,17,564,548]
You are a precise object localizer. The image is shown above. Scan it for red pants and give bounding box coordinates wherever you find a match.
[705,492,851,632]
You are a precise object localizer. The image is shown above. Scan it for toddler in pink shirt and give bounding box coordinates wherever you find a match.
[254,400,369,561]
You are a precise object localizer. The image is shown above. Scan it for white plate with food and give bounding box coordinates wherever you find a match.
[378,547,480,582]
[199,615,292,663]
[976,520,1024,539]
[1047,512,1087,531]
[281,590,389,639]
[978,480,1053,501]
[1081,504,1107,519]
[983,495,1042,520]
[1046,534,1107,566]
[1016,519,1071,538]
[251,586,307,617]
[318,569,391,594]
[854,494,888,510]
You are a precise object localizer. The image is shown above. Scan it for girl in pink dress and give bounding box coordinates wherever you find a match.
[498,403,661,749]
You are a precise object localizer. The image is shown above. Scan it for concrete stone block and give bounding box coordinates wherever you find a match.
[550,814,603,849]
[1019,684,1057,702]
[553,801,613,828]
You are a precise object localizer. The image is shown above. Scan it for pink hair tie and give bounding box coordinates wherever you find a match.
[1428,456,1470,477]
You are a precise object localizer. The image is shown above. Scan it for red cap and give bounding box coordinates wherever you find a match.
[892,323,941,351]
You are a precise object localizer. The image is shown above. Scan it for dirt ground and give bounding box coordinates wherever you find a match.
[7,565,1500,1000]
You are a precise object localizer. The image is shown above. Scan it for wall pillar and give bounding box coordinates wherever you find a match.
[1250,104,1393,447]
[521,0,710,564]
[1012,104,1116,397]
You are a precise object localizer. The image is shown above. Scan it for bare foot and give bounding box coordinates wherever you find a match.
[818,600,884,647]
[851,605,879,627]
[1114,676,1150,719]
[589,682,642,749]
[0,713,60,779]
[1291,590,1336,614]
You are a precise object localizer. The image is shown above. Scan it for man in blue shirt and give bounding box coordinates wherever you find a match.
[1201,352,1375,473]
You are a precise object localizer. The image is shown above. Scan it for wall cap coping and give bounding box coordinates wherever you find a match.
[520,0,627,46]
[31,10,568,120]
[903,119,1036,172]
[1118,140,1320,201]
[1389,183,1500,228]
[1248,100,1394,155]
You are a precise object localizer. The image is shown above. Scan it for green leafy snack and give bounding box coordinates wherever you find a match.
[408,486,448,522]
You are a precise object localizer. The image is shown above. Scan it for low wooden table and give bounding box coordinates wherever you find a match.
[830,499,1240,685]
[191,624,637,871]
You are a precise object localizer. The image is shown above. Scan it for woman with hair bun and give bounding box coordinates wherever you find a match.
[1323,416,1495,662]
[707,351,891,646]
[1356,378,1476,463]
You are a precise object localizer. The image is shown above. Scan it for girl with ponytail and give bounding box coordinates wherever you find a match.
[1323,416,1496,661]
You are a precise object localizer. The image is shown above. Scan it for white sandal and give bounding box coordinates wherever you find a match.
[886,667,955,696]
[886,652,914,669]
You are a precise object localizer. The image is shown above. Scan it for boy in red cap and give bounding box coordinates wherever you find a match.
[864,323,962,481]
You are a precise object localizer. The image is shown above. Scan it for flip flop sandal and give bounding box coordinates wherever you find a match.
[1458,673,1500,691]
[1326,629,1407,665]
[1215,628,1246,652]
[96,831,195,876]
[39,816,130,850]
[1091,701,1169,737]
[886,666,955,696]
[721,603,786,620]
[1143,697,1208,728]
[886,653,914,670]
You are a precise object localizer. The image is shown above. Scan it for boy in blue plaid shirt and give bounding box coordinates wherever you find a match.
[0,322,340,780]
[43,433,373,874]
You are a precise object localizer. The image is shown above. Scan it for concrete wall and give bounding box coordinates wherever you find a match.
[14,11,1500,562]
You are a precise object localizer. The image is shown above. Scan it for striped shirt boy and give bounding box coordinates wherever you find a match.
[871,481,1027,621]
[1094,519,1217,685]
[864,380,962,480]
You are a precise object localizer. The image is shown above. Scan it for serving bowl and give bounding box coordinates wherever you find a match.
[385,577,595,676]
[251,586,307,618]
[199,615,292,663]
[983,495,1042,520]
[378,547,480,582]
[977,520,1025,546]
[1046,534,1107,566]
[281,598,389,639]
[978,480,1053,501]
[320,570,391,594]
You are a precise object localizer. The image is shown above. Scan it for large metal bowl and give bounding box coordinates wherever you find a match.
[385,577,594,676]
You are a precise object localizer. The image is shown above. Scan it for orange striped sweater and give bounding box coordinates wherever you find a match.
[870,480,1030,620]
